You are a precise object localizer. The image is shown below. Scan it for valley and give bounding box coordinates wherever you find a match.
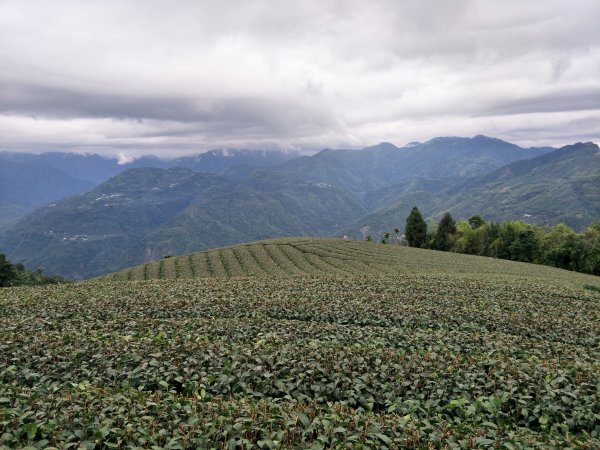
[4,136,598,280]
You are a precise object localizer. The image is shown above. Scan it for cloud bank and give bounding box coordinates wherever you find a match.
[1,0,599,157]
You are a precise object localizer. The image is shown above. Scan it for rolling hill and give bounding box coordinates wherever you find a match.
[2,238,599,448]
[102,237,597,283]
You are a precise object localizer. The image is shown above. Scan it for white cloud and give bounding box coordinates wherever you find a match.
[0,0,599,157]
[116,152,135,165]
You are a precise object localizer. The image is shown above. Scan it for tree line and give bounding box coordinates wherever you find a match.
[382,206,600,276]
[0,253,67,287]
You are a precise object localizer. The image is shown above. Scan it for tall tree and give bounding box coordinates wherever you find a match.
[0,253,17,287]
[432,212,456,251]
[538,224,583,269]
[405,206,427,248]
[583,222,600,275]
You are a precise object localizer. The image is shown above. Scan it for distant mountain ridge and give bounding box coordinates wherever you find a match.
[0,158,95,230]
[0,166,365,279]
[277,135,552,197]
[3,135,598,280]
[0,148,302,229]
[440,142,600,229]
[0,148,302,183]
[340,141,600,237]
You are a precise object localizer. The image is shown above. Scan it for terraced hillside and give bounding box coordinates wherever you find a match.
[1,239,599,448]
[104,237,597,283]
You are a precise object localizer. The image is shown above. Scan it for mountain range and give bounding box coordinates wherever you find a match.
[1,135,598,279]
[0,148,301,229]
[340,141,600,238]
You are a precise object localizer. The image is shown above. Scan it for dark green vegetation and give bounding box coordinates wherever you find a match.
[2,136,599,280]
[405,206,428,248]
[1,169,365,279]
[1,239,599,448]
[400,209,600,276]
[0,253,66,287]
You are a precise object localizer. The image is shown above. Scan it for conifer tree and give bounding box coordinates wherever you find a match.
[433,212,457,251]
[405,206,427,248]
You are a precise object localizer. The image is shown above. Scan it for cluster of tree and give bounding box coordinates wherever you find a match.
[400,207,600,276]
[0,253,67,287]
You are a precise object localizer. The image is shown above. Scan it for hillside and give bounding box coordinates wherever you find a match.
[4,136,595,280]
[0,148,300,184]
[441,142,600,229]
[0,159,94,230]
[342,142,600,237]
[141,170,366,259]
[1,239,599,448]
[0,169,365,279]
[0,168,226,279]
[0,149,301,229]
[103,237,598,284]
[278,135,551,196]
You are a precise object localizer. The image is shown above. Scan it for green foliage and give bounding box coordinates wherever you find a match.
[432,212,457,251]
[583,222,600,275]
[538,224,584,270]
[102,237,600,283]
[0,253,17,287]
[405,206,427,248]
[468,214,485,229]
[432,214,600,276]
[1,168,367,280]
[452,221,486,255]
[0,253,66,287]
[1,251,599,447]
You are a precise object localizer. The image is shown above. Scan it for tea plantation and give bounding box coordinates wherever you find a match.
[104,237,597,282]
[1,238,599,448]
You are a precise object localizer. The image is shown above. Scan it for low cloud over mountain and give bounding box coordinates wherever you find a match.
[0,0,598,157]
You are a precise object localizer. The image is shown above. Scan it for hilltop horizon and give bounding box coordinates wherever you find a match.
[0,133,584,161]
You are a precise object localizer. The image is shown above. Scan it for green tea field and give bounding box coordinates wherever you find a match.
[1,238,599,448]
[105,238,597,282]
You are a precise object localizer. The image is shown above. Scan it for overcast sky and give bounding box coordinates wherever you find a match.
[1,0,599,158]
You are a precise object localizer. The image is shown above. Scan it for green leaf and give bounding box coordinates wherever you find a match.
[376,433,392,445]
[23,423,37,441]
[297,413,310,427]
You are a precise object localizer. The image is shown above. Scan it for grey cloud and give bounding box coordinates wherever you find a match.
[1,83,208,122]
[0,82,340,135]
[482,88,600,116]
[0,0,598,156]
